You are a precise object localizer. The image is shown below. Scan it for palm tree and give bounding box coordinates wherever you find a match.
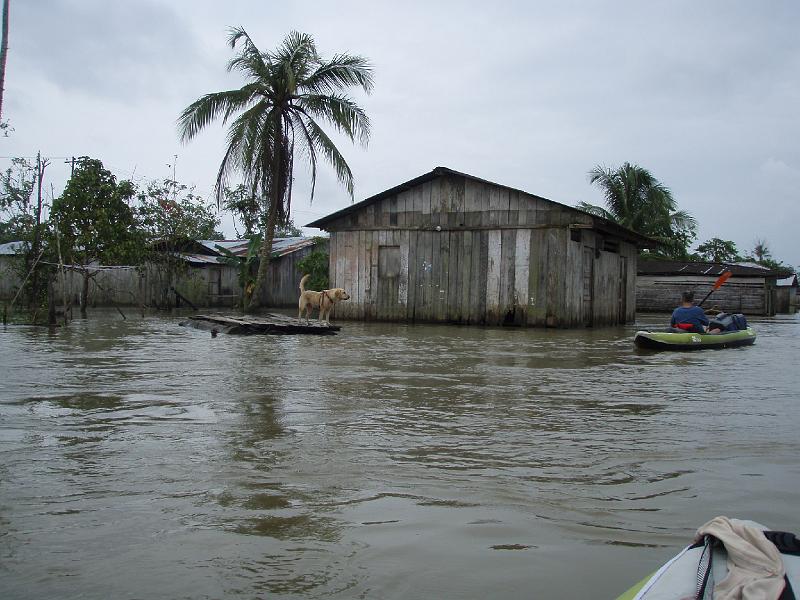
[751,238,772,263]
[179,28,373,311]
[577,162,696,258]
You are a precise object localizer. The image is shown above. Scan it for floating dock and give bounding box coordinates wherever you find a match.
[180,313,340,335]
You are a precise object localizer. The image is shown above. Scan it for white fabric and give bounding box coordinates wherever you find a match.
[695,516,785,599]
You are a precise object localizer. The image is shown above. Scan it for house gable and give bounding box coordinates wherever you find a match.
[307,167,655,249]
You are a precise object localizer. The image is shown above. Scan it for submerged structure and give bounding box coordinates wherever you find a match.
[307,167,655,327]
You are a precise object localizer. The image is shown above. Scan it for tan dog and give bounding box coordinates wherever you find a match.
[298,274,350,324]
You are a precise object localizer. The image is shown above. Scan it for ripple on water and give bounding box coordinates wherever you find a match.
[0,312,798,600]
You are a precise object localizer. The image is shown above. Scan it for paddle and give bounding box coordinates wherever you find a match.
[697,271,732,308]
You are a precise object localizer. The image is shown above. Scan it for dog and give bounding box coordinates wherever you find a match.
[298,274,350,324]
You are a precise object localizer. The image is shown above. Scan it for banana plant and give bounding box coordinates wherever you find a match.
[215,235,263,307]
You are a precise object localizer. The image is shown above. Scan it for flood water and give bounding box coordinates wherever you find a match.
[1,310,798,599]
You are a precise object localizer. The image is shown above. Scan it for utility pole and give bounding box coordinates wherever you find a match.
[64,156,75,176]
[0,0,9,125]
[31,151,49,306]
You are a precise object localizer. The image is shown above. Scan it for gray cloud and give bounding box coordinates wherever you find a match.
[13,0,211,101]
[3,0,799,266]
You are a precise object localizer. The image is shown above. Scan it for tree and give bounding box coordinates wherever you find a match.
[0,156,49,310]
[750,238,772,263]
[276,219,302,237]
[222,183,260,238]
[49,157,137,315]
[745,238,795,274]
[695,238,741,263]
[178,28,372,312]
[223,183,303,238]
[134,179,223,310]
[0,157,35,244]
[136,179,223,242]
[577,162,697,259]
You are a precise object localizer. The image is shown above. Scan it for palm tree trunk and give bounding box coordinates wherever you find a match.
[245,204,277,312]
[245,120,283,313]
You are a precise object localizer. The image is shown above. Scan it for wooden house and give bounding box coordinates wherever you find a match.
[161,237,322,308]
[0,241,24,301]
[307,167,655,327]
[636,260,780,316]
[775,274,798,314]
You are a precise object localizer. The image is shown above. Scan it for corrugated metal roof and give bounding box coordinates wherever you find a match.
[0,241,25,255]
[0,238,317,262]
[777,275,798,287]
[638,259,778,277]
[733,261,771,271]
[272,237,317,256]
[199,240,250,255]
[188,238,317,263]
[197,237,317,258]
[181,253,227,265]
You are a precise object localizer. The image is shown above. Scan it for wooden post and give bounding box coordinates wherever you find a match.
[80,269,89,316]
[47,276,56,326]
[0,0,9,124]
[30,152,48,307]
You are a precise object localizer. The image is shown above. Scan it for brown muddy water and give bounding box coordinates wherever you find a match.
[1,311,798,599]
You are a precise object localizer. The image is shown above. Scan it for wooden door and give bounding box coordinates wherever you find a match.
[377,245,400,319]
[208,267,222,304]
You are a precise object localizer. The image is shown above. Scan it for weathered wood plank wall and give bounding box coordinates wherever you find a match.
[324,174,639,327]
[775,286,797,313]
[0,256,22,300]
[263,243,323,307]
[1,246,320,309]
[636,275,774,315]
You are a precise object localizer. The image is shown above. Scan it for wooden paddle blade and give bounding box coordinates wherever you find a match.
[713,271,733,290]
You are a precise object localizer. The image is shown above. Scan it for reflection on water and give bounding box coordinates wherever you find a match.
[1,311,799,599]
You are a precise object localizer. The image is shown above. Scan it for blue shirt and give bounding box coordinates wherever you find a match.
[671,305,709,333]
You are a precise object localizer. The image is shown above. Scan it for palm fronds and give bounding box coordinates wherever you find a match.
[178,27,372,309]
[587,162,697,259]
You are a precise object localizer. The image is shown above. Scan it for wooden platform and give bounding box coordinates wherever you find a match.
[180,313,341,335]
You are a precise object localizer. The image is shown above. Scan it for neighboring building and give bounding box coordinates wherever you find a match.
[307,166,655,327]
[775,274,798,314]
[1,238,322,309]
[154,237,322,308]
[256,237,325,306]
[0,241,25,301]
[636,260,780,316]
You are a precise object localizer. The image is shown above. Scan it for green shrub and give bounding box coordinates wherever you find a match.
[297,240,329,290]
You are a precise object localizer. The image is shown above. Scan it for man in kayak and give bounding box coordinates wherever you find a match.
[670,291,710,333]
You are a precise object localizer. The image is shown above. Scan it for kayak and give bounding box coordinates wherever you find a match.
[634,327,756,351]
[616,517,799,599]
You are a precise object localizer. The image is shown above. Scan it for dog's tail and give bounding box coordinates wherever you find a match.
[299,274,310,294]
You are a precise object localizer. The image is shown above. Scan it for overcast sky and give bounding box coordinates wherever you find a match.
[4,0,798,267]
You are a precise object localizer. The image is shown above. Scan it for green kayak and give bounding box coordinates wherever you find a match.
[634,327,756,351]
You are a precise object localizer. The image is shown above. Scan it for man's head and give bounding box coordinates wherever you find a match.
[681,290,694,304]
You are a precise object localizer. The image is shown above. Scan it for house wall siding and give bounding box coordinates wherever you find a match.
[636,274,775,315]
[2,243,322,309]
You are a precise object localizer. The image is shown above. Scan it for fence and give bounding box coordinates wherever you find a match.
[1,246,323,310]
